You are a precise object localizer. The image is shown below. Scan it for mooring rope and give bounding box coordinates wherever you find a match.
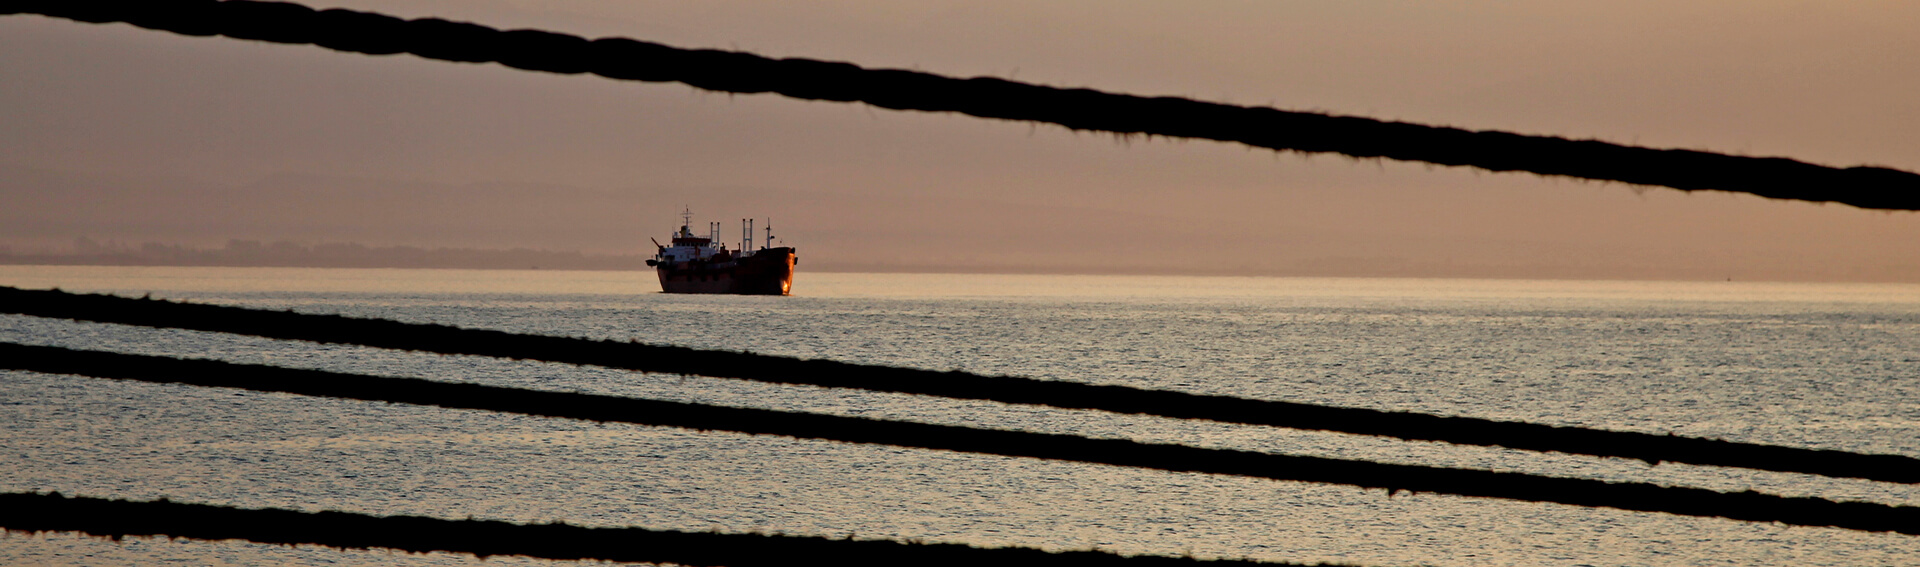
[5,286,1916,485]
[7,342,1918,534]
[0,491,1347,567]
[3,0,1915,209]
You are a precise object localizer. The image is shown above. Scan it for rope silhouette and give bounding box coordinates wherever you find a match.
[4,0,1917,209]
[7,3,1914,564]
[0,492,1342,567]
[6,285,1917,485]
[8,341,1919,534]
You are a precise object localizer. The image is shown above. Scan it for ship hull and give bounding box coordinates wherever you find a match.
[655,247,795,295]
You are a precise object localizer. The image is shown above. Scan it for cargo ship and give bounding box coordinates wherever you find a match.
[645,209,797,295]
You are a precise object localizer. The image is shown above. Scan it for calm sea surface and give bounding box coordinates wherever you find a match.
[4,266,1919,566]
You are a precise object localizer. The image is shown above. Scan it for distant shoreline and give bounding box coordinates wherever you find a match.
[7,239,1920,284]
[0,255,644,271]
[0,241,647,271]
[9,257,1920,284]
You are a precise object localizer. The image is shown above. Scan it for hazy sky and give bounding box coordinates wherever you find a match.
[4,1,1918,279]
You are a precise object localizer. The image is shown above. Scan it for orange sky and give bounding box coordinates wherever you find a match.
[3,1,1918,280]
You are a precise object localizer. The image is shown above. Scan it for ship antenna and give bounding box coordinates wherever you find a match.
[764,218,773,249]
[681,206,694,236]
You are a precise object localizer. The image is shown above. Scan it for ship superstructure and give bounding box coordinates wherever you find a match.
[646,208,796,295]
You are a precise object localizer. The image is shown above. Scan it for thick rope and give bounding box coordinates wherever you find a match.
[7,342,1919,534]
[3,0,1916,209]
[0,492,1343,566]
[5,285,1916,484]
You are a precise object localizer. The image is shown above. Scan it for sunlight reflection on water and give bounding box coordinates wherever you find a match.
[3,266,1919,566]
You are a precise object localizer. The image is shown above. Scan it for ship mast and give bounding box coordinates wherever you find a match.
[741,218,753,253]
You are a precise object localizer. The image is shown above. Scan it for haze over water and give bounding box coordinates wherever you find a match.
[4,266,1919,566]
[9,1,1920,279]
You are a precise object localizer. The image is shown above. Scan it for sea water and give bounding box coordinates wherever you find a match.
[3,266,1918,566]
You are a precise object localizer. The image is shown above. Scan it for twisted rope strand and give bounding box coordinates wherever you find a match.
[3,0,1916,208]
[6,342,1918,534]
[0,492,1344,567]
[5,285,1916,484]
